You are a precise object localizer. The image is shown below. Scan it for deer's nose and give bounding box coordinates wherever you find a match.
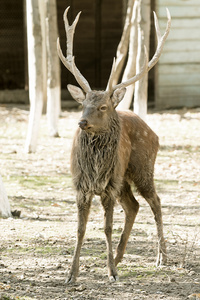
[78,119,88,130]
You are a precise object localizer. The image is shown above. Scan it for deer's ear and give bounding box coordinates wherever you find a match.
[67,84,86,103]
[111,87,126,108]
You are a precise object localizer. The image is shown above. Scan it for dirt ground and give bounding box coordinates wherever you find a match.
[0,104,200,300]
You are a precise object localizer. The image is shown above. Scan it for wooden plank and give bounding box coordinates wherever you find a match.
[155,96,200,108]
[157,73,200,87]
[160,28,200,41]
[158,18,200,29]
[159,51,200,64]
[158,64,200,75]
[162,40,200,52]
[158,6,200,18]
[157,0,200,6]
[157,86,200,97]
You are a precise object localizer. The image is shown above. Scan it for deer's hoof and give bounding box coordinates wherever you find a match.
[109,275,119,282]
[65,275,76,285]
[156,252,167,267]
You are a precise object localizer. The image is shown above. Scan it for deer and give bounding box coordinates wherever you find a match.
[57,6,171,283]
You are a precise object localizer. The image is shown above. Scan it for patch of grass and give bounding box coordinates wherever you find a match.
[3,175,72,191]
[100,252,107,260]
[112,228,122,235]
[34,246,61,255]
[4,246,34,255]
[3,244,61,256]
[118,264,174,280]
[119,269,138,278]
[21,175,71,189]
[81,247,103,258]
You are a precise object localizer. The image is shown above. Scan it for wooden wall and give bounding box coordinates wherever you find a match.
[155,0,200,108]
[0,0,123,100]
[0,0,25,90]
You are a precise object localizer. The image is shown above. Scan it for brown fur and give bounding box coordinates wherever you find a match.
[66,88,167,283]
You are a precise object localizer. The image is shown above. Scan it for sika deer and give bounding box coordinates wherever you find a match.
[57,7,171,283]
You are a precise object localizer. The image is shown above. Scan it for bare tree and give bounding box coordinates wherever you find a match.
[25,0,43,153]
[25,0,61,152]
[0,175,11,218]
[134,0,151,120]
[117,0,138,110]
[110,0,135,87]
[113,0,151,116]
[115,0,170,120]
[39,0,47,114]
[46,0,61,137]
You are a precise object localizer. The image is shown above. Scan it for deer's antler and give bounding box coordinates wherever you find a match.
[57,7,91,93]
[107,8,171,94]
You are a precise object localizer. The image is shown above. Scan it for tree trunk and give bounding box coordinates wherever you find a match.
[0,175,11,218]
[117,0,138,110]
[25,0,43,153]
[45,0,61,137]
[39,0,47,114]
[134,0,151,121]
[111,0,135,87]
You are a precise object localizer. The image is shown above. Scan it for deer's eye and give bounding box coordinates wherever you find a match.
[99,105,107,111]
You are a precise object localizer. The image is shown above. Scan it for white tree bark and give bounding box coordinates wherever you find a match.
[45,0,61,137]
[0,175,11,218]
[117,0,138,110]
[25,0,44,153]
[134,0,151,121]
[111,0,135,87]
[39,0,47,114]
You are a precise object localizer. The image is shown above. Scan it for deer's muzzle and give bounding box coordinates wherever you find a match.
[78,119,89,130]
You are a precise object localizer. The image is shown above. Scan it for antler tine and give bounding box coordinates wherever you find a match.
[63,7,70,28]
[148,8,171,72]
[71,57,92,93]
[57,38,71,70]
[63,7,81,60]
[153,11,161,43]
[106,58,116,93]
[57,7,91,93]
[110,9,171,93]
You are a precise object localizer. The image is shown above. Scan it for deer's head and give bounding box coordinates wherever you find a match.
[67,85,126,133]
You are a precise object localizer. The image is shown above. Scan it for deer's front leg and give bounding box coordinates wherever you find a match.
[66,192,92,284]
[101,194,118,282]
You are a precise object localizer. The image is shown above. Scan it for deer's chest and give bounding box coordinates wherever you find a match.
[71,136,118,194]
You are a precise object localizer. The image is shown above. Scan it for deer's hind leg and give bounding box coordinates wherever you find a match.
[145,192,167,266]
[115,181,139,266]
[137,181,167,266]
